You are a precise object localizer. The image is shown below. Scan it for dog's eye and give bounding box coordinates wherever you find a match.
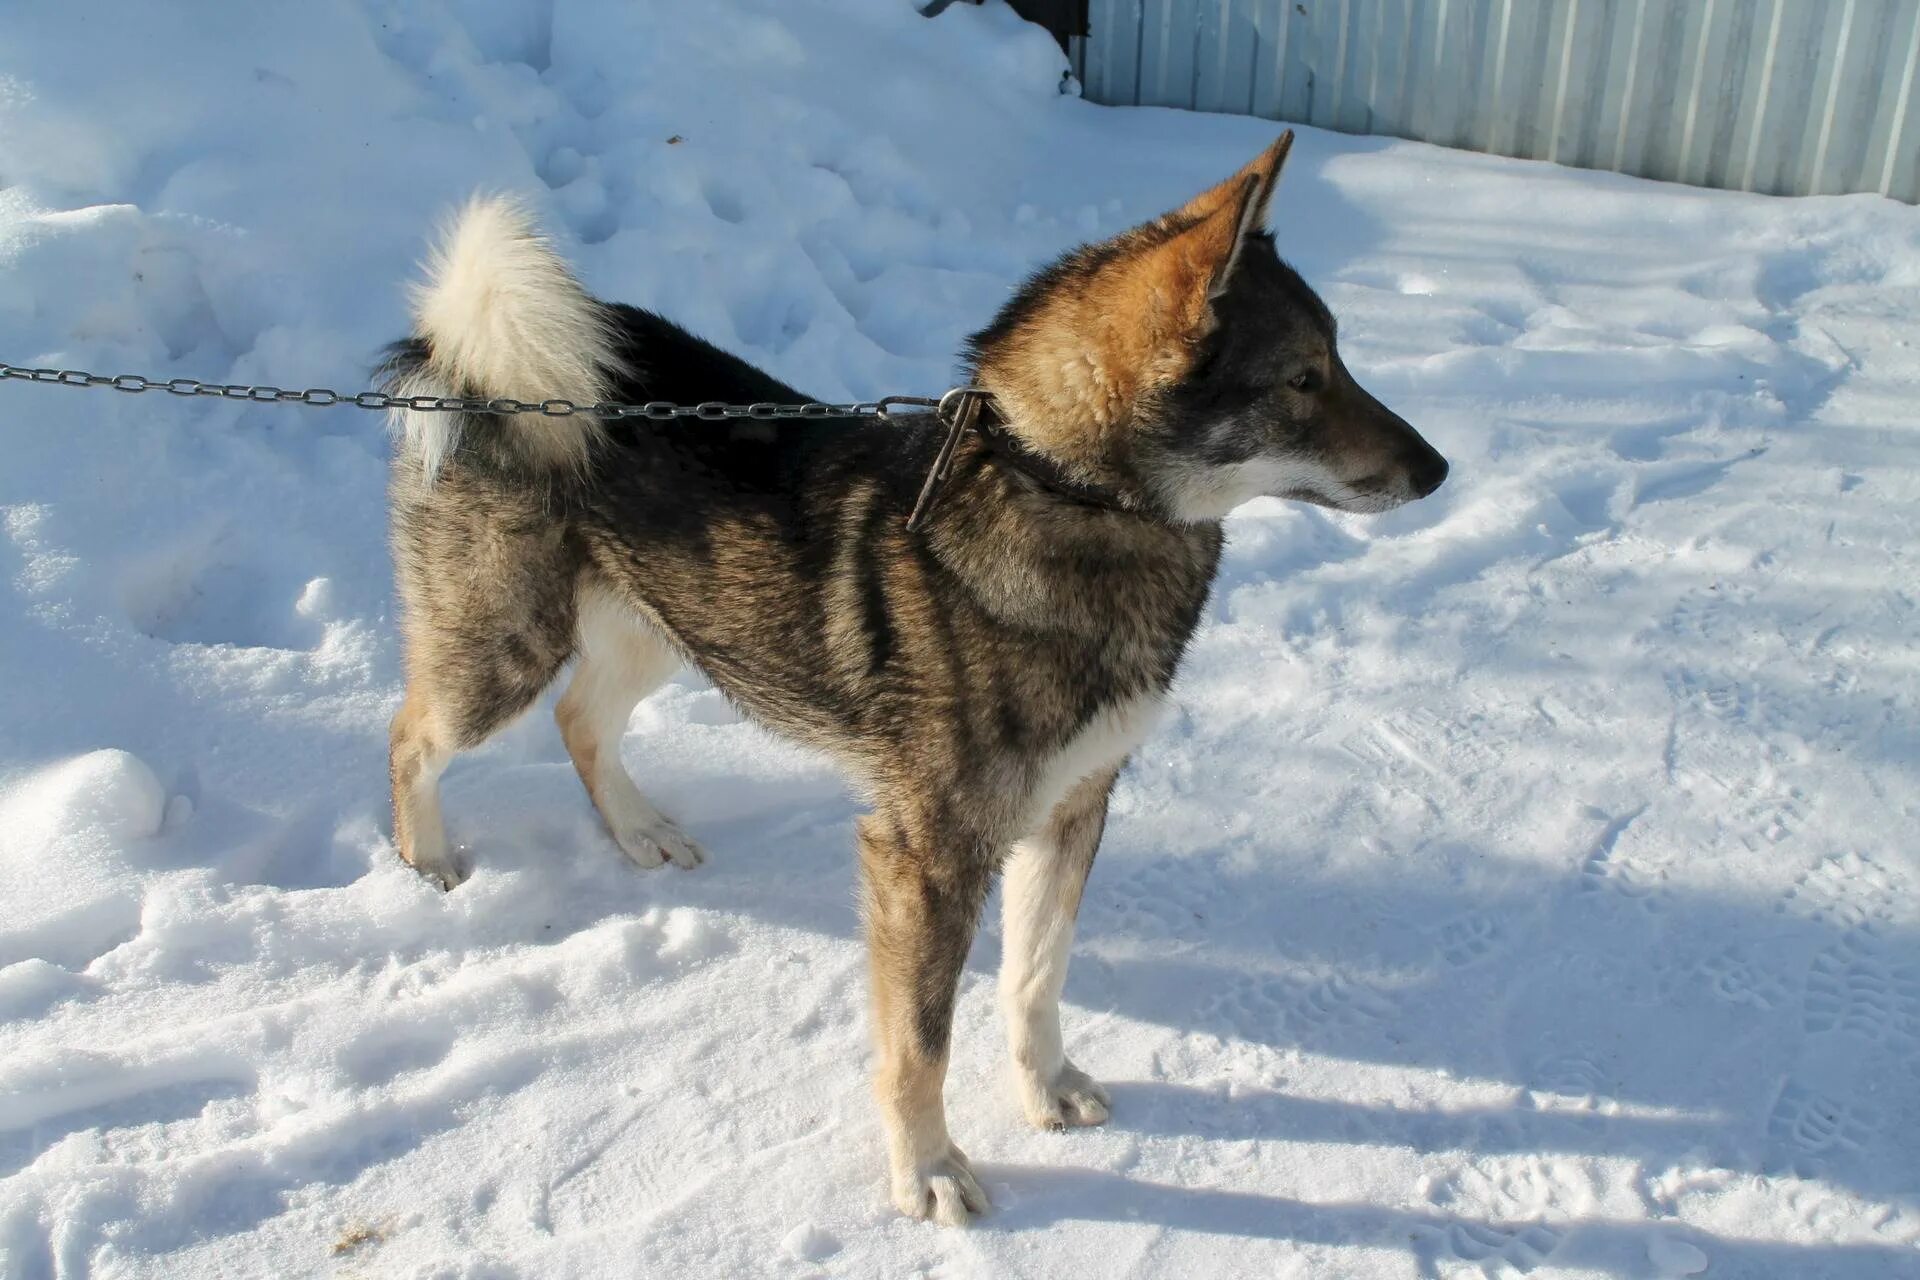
[1287,370,1322,393]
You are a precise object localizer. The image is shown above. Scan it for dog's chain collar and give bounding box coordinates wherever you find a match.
[903,388,1131,532]
[2,358,1126,531]
[970,411,1133,518]
[904,387,988,531]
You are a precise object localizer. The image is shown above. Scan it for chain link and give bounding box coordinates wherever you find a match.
[0,360,944,421]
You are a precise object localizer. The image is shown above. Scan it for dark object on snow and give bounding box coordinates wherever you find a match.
[921,0,1087,55]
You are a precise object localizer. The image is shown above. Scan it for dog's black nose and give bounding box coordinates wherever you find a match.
[1410,450,1449,498]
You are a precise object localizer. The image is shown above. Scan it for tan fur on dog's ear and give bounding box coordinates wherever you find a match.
[1124,133,1296,344]
[969,132,1295,472]
[1227,131,1294,223]
[1177,131,1293,299]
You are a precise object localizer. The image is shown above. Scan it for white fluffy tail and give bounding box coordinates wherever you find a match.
[397,195,623,477]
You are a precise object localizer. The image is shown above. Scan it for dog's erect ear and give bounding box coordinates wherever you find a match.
[1128,132,1297,348]
[964,132,1296,456]
[1172,131,1294,303]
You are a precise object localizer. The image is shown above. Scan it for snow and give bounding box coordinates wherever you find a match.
[1,0,1918,1275]
[1647,1234,1711,1276]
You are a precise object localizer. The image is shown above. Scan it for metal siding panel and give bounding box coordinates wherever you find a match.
[1626,2,1689,183]
[1376,0,1422,139]
[1277,0,1325,126]
[1880,0,1920,198]
[1086,0,1143,108]
[1736,0,1788,191]
[1137,0,1190,107]
[1420,0,1476,151]
[1542,0,1580,164]
[1080,0,1097,97]
[1477,0,1513,155]
[1361,0,1401,134]
[1829,0,1904,194]
[1249,0,1291,119]
[1075,0,1919,200]
[1353,0,1386,135]
[1082,0,1108,100]
[1458,0,1500,153]
[1699,0,1759,191]
[1487,0,1523,158]
[1765,0,1837,196]
[1565,0,1624,170]
[1123,0,1147,108]
[1507,0,1558,160]
[1193,0,1226,111]
[1298,0,1348,130]
[1453,0,1500,153]
[1807,0,1859,194]
[1326,0,1356,132]
[1599,0,1649,173]
[1325,0,1355,132]
[1787,0,1837,198]
[1193,0,1259,114]
[1676,0,1728,187]
[1341,0,1378,134]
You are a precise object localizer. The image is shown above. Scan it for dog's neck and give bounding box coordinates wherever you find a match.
[958,393,1197,524]
[928,440,1223,652]
[969,406,1133,517]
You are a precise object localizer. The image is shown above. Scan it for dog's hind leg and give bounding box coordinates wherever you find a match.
[390,692,459,888]
[859,810,994,1225]
[390,632,571,888]
[999,766,1118,1130]
[555,586,702,870]
[389,501,580,888]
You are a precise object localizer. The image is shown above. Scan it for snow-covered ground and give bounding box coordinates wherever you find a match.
[3,0,1918,1275]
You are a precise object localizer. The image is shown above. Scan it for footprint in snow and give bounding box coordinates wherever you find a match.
[1779,852,1912,933]
[1763,1080,1877,1179]
[1433,912,1509,969]
[1802,934,1920,1050]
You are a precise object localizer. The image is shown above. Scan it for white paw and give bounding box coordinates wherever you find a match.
[892,1145,988,1226]
[402,839,469,890]
[595,777,705,870]
[609,814,704,870]
[1018,1060,1110,1131]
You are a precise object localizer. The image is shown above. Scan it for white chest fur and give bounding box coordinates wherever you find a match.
[1021,692,1167,836]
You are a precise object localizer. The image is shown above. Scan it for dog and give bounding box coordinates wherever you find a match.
[380,132,1446,1225]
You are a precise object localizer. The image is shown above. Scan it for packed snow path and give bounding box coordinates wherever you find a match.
[2,2,1918,1277]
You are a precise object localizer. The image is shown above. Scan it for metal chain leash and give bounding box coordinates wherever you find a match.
[0,359,947,422]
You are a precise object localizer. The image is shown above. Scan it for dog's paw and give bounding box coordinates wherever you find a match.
[613,820,704,871]
[1018,1060,1111,1131]
[892,1144,988,1226]
[401,844,470,890]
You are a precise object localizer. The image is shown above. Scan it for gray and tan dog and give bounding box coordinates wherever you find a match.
[381,134,1446,1224]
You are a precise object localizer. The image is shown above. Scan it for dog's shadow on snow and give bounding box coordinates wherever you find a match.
[975,1162,1916,1276]
[1049,858,1920,1200]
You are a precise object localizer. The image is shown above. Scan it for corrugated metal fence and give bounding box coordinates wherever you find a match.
[1074,0,1920,201]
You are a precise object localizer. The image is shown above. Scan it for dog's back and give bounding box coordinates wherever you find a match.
[381,193,1217,790]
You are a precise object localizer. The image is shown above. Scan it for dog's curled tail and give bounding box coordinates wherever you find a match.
[394,195,624,478]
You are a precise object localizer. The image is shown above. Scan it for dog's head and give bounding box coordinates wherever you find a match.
[967,133,1446,521]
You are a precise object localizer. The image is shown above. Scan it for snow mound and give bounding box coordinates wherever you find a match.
[0,750,167,971]
[2,748,167,849]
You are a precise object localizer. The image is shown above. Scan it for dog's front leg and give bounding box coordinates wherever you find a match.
[1000,766,1118,1130]
[857,811,993,1225]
